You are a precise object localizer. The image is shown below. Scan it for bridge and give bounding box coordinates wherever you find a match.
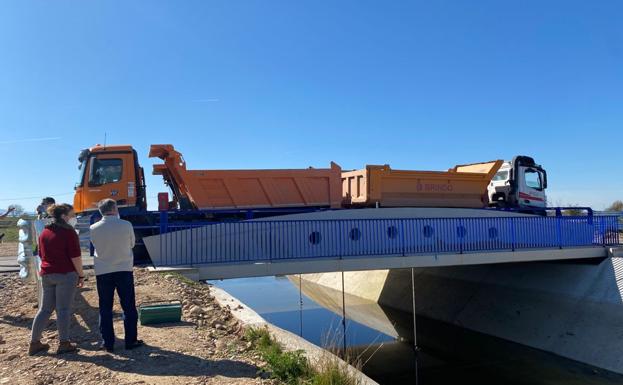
[142,211,622,280]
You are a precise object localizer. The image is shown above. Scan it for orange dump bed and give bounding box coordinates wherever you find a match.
[149,144,342,210]
[342,160,503,208]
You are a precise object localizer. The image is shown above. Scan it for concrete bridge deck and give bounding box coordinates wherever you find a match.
[150,246,621,281]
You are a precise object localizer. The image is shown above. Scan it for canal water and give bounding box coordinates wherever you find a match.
[211,275,622,385]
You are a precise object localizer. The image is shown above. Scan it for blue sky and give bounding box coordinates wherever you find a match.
[1,0,622,212]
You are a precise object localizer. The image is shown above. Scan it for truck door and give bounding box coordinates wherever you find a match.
[84,152,136,211]
[517,166,547,208]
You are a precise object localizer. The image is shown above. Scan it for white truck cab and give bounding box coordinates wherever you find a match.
[488,156,547,209]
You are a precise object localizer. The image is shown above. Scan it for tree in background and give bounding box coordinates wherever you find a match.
[562,206,585,216]
[606,200,623,212]
[556,202,588,216]
[0,206,15,218]
[10,204,25,217]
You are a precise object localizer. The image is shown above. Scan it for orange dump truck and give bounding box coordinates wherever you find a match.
[341,160,503,208]
[148,144,342,210]
[74,143,503,214]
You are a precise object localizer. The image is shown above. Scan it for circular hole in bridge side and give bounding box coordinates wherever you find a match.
[387,225,398,239]
[349,228,361,241]
[309,231,322,245]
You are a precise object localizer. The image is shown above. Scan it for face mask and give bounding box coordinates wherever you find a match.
[67,217,78,228]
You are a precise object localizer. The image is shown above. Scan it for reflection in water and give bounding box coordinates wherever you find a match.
[211,276,623,385]
[211,276,394,347]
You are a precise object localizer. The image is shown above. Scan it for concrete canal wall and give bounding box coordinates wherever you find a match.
[210,284,380,385]
[296,256,623,375]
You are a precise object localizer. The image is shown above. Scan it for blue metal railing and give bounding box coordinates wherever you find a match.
[148,215,621,267]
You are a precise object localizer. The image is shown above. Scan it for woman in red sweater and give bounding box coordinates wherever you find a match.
[29,204,85,355]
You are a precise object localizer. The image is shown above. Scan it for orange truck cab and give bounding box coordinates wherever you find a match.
[73,145,147,214]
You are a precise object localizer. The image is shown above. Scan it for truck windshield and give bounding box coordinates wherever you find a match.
[525,169,543,190]
[89,158,123,186]
[492,170,508,181]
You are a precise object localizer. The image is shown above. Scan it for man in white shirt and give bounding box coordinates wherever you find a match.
[90,199,142,352]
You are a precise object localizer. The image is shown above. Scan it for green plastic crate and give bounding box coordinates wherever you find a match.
[138,300,182,325]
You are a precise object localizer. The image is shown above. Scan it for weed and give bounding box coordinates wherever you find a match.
[311,357,360,385]
[247,327,310,384]
[245,327,360,385]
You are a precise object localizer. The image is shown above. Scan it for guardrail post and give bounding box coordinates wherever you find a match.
[458,219,464,255]
[269,222,273,263]
[602,218,606,247]
[158,211,168,265]
[556,216,563,249]
[511,217,516,251]
[159,211,168,235]
[587,208,594,225]
[190,223,194,267]
[401,219,406,256]
[339,220,344,260]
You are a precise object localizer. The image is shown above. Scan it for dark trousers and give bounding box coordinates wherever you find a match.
[96,271,138,348]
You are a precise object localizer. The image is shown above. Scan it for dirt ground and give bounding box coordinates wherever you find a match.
[0,243,18,258]
[0,268,278,385]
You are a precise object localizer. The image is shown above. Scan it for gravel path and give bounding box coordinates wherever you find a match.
[0,268,277,385]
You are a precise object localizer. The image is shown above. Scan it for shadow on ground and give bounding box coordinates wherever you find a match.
[61,343,259,378]
[0,289,99,337]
